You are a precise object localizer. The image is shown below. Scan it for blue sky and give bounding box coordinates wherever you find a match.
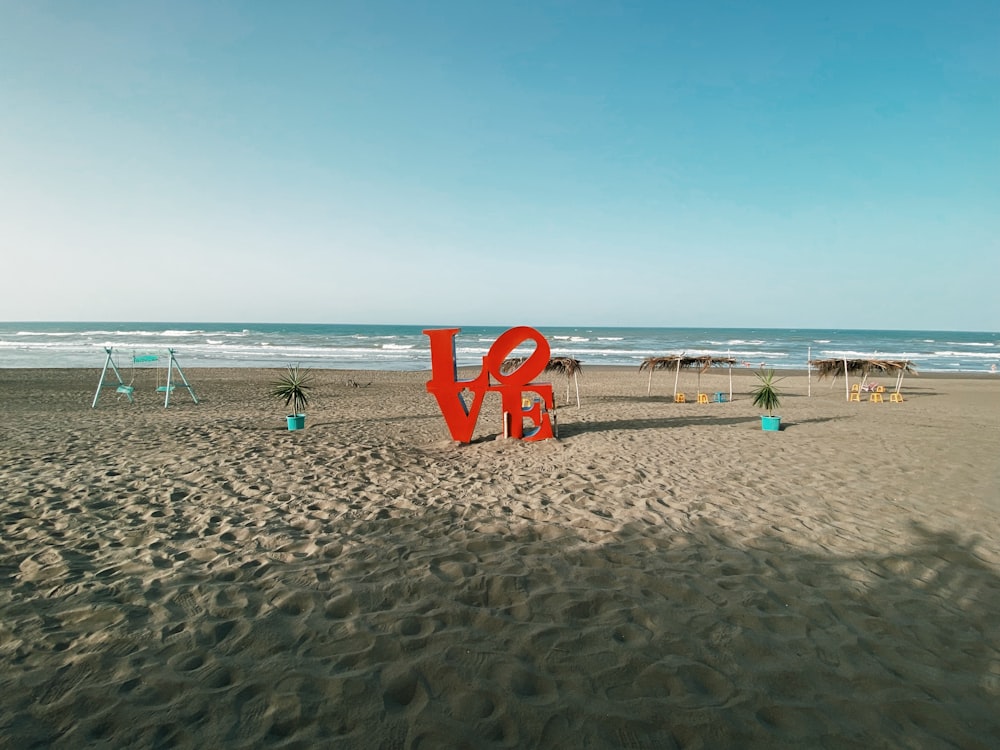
[1,1,997,330]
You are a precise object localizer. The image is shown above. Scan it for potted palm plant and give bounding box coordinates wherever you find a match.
[271,365,312,430]
[751,368,782,431]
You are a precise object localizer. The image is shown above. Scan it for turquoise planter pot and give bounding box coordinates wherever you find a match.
[286,414,306,431]
[761,415,781,431]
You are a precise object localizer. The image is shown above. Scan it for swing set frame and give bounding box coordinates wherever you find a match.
[92,347,198,408]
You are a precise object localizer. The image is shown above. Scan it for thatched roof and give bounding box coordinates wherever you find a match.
[501,356,527,374]
[809,358,918,379]
[639,354,736,372]
[501,356,583,376]
[545,356,583,377]
[697,355,738,369]
[639,355,681,372]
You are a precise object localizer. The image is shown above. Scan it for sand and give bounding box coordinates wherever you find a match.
[1,366,999,748]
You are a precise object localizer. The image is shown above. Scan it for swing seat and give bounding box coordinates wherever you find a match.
[156,385,176,392]
[116,385,135,395]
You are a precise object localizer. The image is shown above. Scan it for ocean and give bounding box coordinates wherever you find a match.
[1,322,998,373]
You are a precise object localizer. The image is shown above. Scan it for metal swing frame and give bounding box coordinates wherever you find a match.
[157,348,199,407]
[92,347,135,407]
[92,347,198,408]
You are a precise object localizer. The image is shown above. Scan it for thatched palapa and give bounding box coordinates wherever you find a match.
[501,356,583,407]
[810,358,917,379]
[640,354,737,398]
[810,357,917,400]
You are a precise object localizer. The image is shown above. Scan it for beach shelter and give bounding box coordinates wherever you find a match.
[639,355,682,397]
[639,354,735,400]
[810,357,868,400]
[889,360,916,395]
[688,355,737,400]
[639,355,690,399]
[545,356,583,407]
[810,358,916,401]
[501,356,583,407]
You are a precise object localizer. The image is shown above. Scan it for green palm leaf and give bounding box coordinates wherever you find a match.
[750,369,782,417]
[271,365,312,414]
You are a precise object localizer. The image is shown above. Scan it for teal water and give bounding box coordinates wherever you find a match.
[1,322,997,373]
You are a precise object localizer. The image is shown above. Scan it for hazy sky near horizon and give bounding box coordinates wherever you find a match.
[1,1,997,330]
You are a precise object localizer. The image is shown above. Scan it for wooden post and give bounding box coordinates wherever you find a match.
[807,346,811,397]
[728,350,733,402]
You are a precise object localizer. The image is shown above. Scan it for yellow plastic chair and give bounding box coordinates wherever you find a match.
[851,383,860,392]
[697,393,709,404]
[890,392,904,402]
[870,391,883,403]
[849,391,861,402]
[674,393,686,403]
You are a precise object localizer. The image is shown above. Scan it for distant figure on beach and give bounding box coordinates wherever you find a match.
[992,364,997,374]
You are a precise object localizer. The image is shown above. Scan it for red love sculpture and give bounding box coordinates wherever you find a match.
[424,326,555,443]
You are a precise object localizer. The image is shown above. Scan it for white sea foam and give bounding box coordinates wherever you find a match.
[933,350,996,359]
[817,349,915,359]
[1,324,995,371]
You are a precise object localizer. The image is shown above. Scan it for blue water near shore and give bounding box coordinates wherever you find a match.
[1,322,998,373]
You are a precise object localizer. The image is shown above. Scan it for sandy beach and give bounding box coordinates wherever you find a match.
[1,365,998,748]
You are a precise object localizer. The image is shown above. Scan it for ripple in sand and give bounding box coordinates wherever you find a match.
[274,590,318,618]
[324,592,358,620]
[18,549,68,581]
[397,616,422,637]
[607,659,736,708]
[170,650,207,673]
[381,666,428,714]
[489,660,558,705]
[60,605,126,632]
[451,689,496,719]
[429,558,476,583]
[610,621,653,646]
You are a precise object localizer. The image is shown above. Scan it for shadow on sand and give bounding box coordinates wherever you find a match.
[4,507,998,748]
